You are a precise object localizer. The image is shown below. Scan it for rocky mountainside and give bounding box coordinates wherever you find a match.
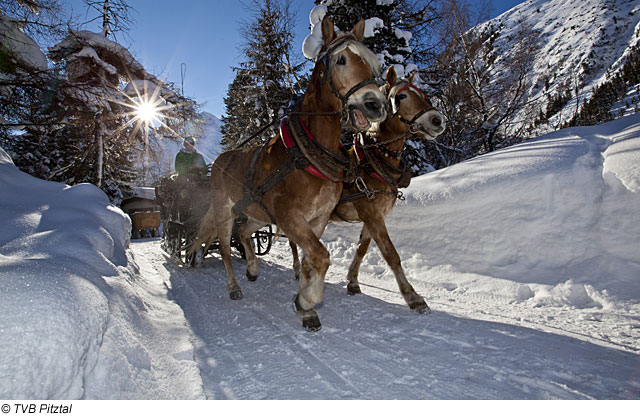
[480,0,640,132]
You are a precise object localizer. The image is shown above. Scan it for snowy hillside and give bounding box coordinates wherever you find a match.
[480,0,640,131]
[1,114,639,399]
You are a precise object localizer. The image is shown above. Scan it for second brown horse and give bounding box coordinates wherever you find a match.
[291,66,445,313]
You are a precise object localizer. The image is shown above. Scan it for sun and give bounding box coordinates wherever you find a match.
[136,99,159,125]
[110,79,187,143]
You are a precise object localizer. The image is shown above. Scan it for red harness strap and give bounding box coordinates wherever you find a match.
[280,118,332,181]
[354,142,393,188]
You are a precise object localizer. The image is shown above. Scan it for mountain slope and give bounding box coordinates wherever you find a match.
[480,0,640,132]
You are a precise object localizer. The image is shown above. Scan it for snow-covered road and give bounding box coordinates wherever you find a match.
[3,115,640,400]
[130,237,639,400]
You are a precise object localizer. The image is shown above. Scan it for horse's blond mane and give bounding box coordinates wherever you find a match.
[329,38,381,77]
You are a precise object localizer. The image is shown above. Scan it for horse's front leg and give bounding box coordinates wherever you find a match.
[363,214,430,313]
[346,224,372,295]
[290,241,302,281]
[278,213,330,331]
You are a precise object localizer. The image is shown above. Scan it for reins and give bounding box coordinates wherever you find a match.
[230,35,380,225]
[336,79,436,205]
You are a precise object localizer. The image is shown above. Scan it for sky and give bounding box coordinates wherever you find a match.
[63,0,527,118]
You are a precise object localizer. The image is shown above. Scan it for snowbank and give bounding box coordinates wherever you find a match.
[325,114,640,311]
[0,15,48,71]
[0,146,203,399]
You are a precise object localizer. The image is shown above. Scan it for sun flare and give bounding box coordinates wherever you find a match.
[136,100,159,125]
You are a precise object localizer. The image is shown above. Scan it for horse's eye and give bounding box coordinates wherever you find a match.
[398,94,407,100]
[336,55,346,66]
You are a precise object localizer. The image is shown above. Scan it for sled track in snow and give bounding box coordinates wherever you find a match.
[131,239,640,400]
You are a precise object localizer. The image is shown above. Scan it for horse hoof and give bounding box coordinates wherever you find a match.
[302,315,322,332]
[411,301,431,314]
[246,271,258,282]
[293,295,322,331]
[347,284,361,296]
[229,290,244,300]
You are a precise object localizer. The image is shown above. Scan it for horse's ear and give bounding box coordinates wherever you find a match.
[351,19,365,41]
[408,71,416,84]
[386,66,397,88]
[321,16,336,44]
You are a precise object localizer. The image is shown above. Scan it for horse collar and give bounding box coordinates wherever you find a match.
[280,116,354,182]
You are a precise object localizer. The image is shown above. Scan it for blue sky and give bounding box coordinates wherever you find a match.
[65,0,525,118]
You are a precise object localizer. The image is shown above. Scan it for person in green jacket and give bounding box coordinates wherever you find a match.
[175,137,207,176]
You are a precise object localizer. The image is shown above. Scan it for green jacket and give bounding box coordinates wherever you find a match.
[175,150,207,176]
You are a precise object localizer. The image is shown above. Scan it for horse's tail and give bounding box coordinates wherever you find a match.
[187,203,218,256]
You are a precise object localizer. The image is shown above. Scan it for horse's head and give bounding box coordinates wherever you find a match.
[314,17,387,131]
[384,67,445,140]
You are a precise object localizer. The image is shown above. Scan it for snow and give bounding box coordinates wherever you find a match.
[1,114,640,399]
[477,0,640,134]
[364,17,384,38]
[131,187,155,201]
[0,15,48,71]
[303,6,329,61]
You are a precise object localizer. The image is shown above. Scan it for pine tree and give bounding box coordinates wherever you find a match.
[318,0,410,71]
[0,1,70,180]
[221,0,305,150]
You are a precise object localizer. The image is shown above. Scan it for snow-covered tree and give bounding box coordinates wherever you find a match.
[221,0,306,150]
[3,1,196,203]
[0,0,66,127]
[0,1,71,179]
[44,29,196,202]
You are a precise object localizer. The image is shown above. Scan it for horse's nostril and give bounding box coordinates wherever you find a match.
[364,100,381,113]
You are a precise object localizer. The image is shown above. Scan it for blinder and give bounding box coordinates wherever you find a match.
[316,34,380,129]
[391,82,436,136]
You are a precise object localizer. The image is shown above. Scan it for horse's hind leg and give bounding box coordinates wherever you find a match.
[217,215,244,300]
[346,224,372,295]
[363,214,430,313]
[238,224,259,282]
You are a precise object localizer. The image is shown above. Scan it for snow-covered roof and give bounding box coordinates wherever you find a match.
[132,186,156,200]
[0,14,47,71]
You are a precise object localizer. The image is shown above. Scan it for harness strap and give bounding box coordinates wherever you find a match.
[230,115,355,226]
[232,144,294,225]
[282,116,355,182]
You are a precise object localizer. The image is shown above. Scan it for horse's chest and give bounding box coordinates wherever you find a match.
[304,182,342,219]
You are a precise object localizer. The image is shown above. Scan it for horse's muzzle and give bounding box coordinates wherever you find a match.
[348,91,388,131]
[416,109,446,140]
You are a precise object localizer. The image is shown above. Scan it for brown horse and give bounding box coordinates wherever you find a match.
[191,17,387,331]
[291,66,445,313]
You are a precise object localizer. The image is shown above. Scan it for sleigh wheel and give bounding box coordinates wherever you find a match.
[252,225,273,256]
